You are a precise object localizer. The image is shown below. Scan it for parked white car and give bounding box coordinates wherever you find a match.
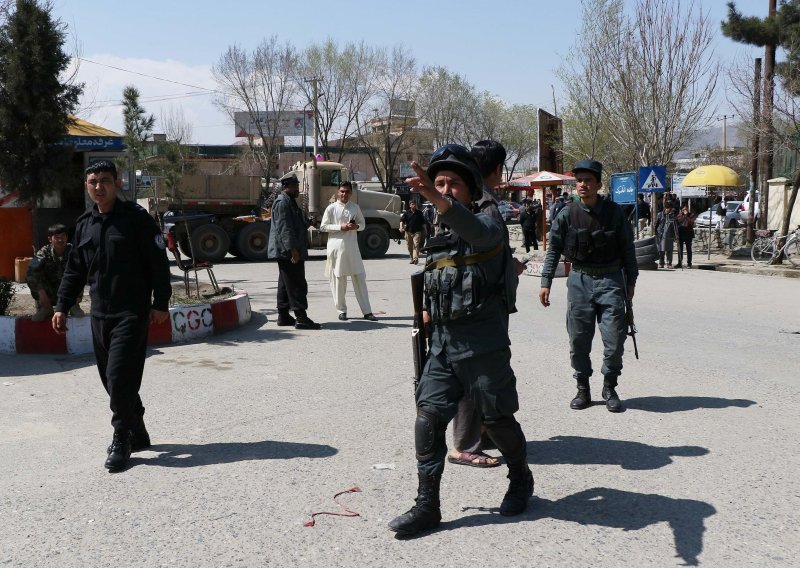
[737,191,760,223]
[695,201,742,228]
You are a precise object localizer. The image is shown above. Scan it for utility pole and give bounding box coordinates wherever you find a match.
[759,0,777,230]
[304,77,320,159]
[748,58,762,243]
[720,114,734,166]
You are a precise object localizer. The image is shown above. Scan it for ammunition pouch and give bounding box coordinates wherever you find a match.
[422,240,503,324]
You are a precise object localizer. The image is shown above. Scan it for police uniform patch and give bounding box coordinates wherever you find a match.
[155,234,166,250]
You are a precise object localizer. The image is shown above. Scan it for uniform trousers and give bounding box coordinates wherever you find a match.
[566,270,627,381]
[522,229,538,252]
[329,272,372,316]
[90,314,149,433]
[415,347,527,477]
[405,231,424,262]
[276,259,309,312]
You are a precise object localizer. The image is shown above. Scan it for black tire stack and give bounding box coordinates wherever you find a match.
[635,236,658,270]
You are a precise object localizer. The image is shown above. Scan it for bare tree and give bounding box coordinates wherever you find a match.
[463,93,504,143]
[150,107,196,201]
[728,54,800,262]
[768,86,800,263]
[212,36,298,179]
[560,0,718,169]
[351,45,419,189]
[297,39,382,161]
[557,0,638,170]
[415,66,479,148]
[499,104,538,180]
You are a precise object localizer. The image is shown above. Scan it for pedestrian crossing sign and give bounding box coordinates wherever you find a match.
[638,166,667,192]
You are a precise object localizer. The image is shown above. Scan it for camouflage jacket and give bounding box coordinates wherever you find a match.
[26,243,71,290]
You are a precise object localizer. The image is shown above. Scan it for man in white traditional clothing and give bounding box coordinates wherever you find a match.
[320,181,378,322]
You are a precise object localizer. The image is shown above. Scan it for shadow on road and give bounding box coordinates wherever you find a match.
[527,436,708,470]
[0,352,96,377]
[134,439,337,468]
[450,487,715,566]
[624,396,757,413]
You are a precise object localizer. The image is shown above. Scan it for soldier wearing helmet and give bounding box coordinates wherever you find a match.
[388,145,532,538]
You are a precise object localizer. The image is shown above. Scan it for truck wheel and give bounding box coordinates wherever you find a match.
[236,222,271,261]
[358,224,390,258]
[190,223,230,262]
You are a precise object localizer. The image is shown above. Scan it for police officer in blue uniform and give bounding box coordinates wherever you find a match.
[53,161,171,472]
[388,146,532,537]
[539,159,638,413]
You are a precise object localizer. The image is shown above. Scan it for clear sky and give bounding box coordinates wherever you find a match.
[51,0,768,145]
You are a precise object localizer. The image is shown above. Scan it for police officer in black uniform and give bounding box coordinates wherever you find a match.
[53,160,171,472]
[388,145,532,537]
[267,172,322,330]
[538,159,638,413]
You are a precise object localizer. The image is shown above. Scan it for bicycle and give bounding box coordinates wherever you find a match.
[750,227,800,266]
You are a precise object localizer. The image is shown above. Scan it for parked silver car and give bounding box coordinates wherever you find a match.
[695,201,741,228]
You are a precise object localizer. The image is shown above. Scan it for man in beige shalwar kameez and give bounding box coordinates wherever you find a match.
[320,182,377,321]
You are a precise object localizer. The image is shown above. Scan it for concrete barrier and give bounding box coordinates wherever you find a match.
[0,292,252,355]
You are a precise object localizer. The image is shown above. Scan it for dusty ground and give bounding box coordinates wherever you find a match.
[5,282,229,317]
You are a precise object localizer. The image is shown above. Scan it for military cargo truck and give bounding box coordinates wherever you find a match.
[139,160,403,262]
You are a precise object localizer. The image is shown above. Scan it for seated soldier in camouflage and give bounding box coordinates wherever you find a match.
[27,224,84,322]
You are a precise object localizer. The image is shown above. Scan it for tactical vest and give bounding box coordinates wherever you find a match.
[562,201,621,265]
[422,233,504,324]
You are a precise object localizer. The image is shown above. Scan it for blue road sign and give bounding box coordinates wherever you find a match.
[610,172,637,204]
[639,165,667,193]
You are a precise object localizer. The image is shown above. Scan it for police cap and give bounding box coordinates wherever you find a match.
[573,159,603,181]
[280,173,299,186]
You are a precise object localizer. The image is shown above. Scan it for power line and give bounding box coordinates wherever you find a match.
[91,91,213,109]
[78,57,219,92]
[92,90,211,104]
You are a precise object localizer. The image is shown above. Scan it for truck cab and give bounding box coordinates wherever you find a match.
[287,160,403,258]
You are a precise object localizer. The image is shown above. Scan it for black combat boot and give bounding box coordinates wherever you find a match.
[131,418,151,452]
[500,463,534,516]
[108,419,150,454]
[294,310,322,330]
[276,310,295,327]
[388,473,441,537]
[602,376,623,413]
[570,379,591,410]
[104,430,132,472]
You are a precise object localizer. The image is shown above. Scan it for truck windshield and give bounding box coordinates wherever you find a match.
[321,168,342,187]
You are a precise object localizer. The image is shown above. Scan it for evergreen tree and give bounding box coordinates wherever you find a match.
[722,0,800,94]
[120,85,155,171]
[0,0,82,204]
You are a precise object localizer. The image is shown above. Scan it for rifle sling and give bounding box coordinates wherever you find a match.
[423,242,504,272]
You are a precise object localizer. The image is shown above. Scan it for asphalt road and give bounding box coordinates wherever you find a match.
[1,241,798,567]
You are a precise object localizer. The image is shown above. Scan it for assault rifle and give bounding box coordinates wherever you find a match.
[622,271,639,359]
[410,270,428,391]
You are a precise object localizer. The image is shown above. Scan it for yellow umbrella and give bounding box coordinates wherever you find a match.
[680,165,741,187]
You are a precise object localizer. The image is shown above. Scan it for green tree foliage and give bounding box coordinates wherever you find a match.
[0,0,82,205]
[722,0,800,95]
[118,85,154,176]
